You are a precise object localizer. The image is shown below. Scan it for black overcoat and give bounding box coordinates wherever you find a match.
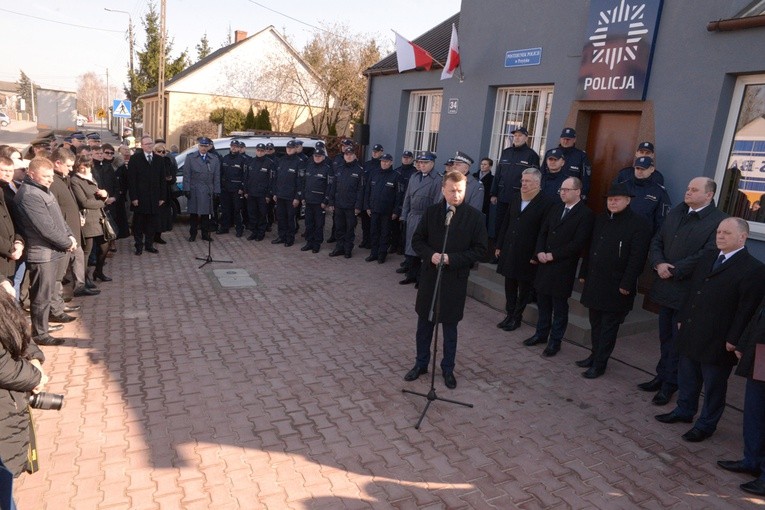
[495,191,555,280]
[127,151,167,214]
[49,173,82,242]
[0,192,19,278]
[579,208,651,312]
[413,200,488,323]
[735,295,765,379]
[534,201,594,298]
[676,248,765,367]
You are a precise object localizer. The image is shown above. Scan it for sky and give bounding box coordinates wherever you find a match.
[0,0,461,94]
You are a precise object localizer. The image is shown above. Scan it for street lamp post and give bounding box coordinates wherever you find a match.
[104,8,135,135]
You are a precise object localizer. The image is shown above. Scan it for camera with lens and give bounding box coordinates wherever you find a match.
[27,392,64,411]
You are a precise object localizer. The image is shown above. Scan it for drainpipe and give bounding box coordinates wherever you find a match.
[707,14,765,32]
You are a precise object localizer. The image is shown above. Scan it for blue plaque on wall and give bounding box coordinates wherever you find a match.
[577,0,664,100]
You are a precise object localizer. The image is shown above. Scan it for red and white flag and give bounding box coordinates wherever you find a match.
[441,23,460,80]
[394,31,434,73]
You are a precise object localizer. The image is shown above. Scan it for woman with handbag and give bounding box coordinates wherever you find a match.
[70,155,113,282]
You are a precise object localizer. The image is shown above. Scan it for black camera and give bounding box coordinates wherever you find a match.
[27,392,64,411]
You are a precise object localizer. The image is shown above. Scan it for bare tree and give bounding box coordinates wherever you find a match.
[77,72,121,119]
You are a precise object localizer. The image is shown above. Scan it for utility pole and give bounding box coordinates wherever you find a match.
[106,67,110,133]
[104,8,135,131]
[30,80,36,122]
[157,0,167,139]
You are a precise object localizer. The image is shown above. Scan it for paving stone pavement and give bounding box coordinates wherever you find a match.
[12,225,765,509]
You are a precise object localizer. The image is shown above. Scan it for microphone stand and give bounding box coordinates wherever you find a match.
[196,189,233,269]
[402,206,473,429]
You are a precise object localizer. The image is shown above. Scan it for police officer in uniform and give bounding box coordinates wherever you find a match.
[243,143,274,241]
[540,148,569,198]
[451,151,484,212]
[271,140,304,247]
[328,139,355,244]
[328,147,364,258]
[301,148,331,253]
[218,140,247,236]
[615,141,664,185]
[359,143,384,249]
[392,150,416,257]
[541,128,592,199]
[613,156,671,233]
[364,153,401,264]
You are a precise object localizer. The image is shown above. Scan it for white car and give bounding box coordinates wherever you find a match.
[75,114,87,127]
[0,112,10,127]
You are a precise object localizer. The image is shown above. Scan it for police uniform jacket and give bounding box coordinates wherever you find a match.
[614,175,671,233]
[579,207,651,313]
[464,176,484,212]
[676,248,765,367]
[490,143,540,203]
[495,191,555,281]
[328,160,363,210]
[220,153,246,193]
[128,150,168,215]
[401,170,443,257]
[364,167,401,215]
[0,192,20,278]
[70,173,106,239]
[541,146,592,198]
[49,172,82,243]
[648,201,727,310]
[616,165,664,185]
[244,155,274,197]
[534,201,595,298]
[302,159,331,205]
[14,176,74,264]
[474,171,493,216]
[272,153,304,201]
[413,199,488,323]
[182,151,220,215]
[734,295,765,378]
[396,163,416,213]
[540,170,567,199]
[363,157,381,175]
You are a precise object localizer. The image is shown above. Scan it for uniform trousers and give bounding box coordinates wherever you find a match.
[675,355,733,434]
[304,203,325,249]
[219,191,243,233]
[334,208,357,254]
[588,309,628,370]
[535,293,569,348]
[369,212,392,258]
[275,198,296,243]
[246,196,268,238]
[415,316,458,374]
[743,378,765,478]
[28,258,60,340]
[358,210,371,245]
[189,214,212,237]
[657,306,681,392]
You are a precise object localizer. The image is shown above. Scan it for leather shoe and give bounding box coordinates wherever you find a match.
[365,255,378,262]
[49,313,76,323]
[343,252,352,258]
[497,315,512,328]
[404,366,427,381]
[247,233,258,240]
[542,346,559,357]
[73,287,100,297]
[575,356,593,368]
[47,324,64,332]
[741,478,765,496]
[638,376,662,392]
[35,336,65,346]
[284,241,294,247]
[717,460,761,476]
[300,244,312,251]
[682,427,712,442]
[522,335,545,346]
[134,247,142,255]
[443,372,457,389]
[377,254,386,264]
[655,412,693,424]
[188,234,197,242]
[271,238,285,245]
[502,319,521,331]
[312,248,320,254]
[399,277,417,285]
[582,366,605,379]
[145,247,159,254]
[64,305,81,312]
[652,388,676,406]
[329,249,344,257]
[395,267,408,274]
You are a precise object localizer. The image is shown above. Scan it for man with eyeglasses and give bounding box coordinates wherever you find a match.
[128,136,167,253]
[523,177,594,356]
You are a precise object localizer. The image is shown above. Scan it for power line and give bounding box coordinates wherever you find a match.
[244,0,346,40]
[0,7,123,33]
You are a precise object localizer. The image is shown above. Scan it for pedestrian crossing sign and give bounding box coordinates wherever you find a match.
[112,99,132,118]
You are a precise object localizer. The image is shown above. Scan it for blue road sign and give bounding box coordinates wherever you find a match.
[113,99,132,118]
[505,48,542,68]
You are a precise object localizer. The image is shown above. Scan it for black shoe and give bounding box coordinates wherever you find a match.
[63,305,81,313]
[247,233,258,240]
[85,279,98,290]
[35,336,65,346]
[377,255,386,264]
[188,234,197,242]
[741,479,765,496]
[201,234,213,242]
[300,244,312,251]
[344,252,352,258]
[284,241,294,247]
[522,335,545,346]
[575,356,593,368]
[271,238,285,244]
[395,267,408,274]
[216,229,229,234]
[404,365,427,381]
[652,388,676,406]
[365,255,378,262]
[502,319,521,331]
[93,272,112,282]
[134,247,142,255]
[638,376,662,392]
[496,315,512,328]
[717,460,762,477]
[582,366,605,379]
[655,412,693,424]
[682,427,712,442]
[399,277,417,285]
[49,313,76,323]
[542,346,560,357]
[312,247,320,254]
[329,249,344,257]
[236,231,243,238]
[145,247,159,254]
[443,372,457,389]
[47,324,64,332]
[154,237,167,245]
[73,287,101,297]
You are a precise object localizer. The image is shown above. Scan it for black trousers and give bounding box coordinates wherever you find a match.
[275,198,296,243]
[246,196,269,238]
[189,214,212,236]
[132,212,157,250]
[334,208,357,254]
[219,190,243,233]
[588,309,628,370]
[28,258,59,340]
[369,212,393,258]
[358,210,371,245]
[504,277,533,320]
[415,317,459,373]
[304,203,326,248]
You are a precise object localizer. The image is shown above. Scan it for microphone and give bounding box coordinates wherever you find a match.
[445,205,456,226]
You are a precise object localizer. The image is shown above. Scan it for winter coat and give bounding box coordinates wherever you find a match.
[69,173,105,239]
[401,170,443,257]
[183,151,220,215]
[128,150,168,214]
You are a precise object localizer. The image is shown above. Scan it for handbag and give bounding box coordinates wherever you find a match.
[100,209,117,241]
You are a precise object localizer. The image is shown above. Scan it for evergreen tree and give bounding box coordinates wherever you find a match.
[243,106,256,130]
[196,33,212,62]
[209,108,245,134]
[16,71,35,115]
[255,108,272,131]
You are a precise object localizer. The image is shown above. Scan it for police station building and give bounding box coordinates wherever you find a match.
[363,0,765,254]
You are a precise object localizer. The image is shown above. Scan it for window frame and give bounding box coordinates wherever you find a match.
[403,90,443,154]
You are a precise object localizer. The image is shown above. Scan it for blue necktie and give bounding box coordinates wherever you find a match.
[712,254,726,271]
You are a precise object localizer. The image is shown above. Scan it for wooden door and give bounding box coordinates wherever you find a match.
[585,112,642,215]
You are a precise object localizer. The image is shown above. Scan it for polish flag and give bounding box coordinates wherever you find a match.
[441,23,460,80]
[394,31,434,72]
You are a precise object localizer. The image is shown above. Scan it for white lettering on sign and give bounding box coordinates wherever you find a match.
[583,75,636,90]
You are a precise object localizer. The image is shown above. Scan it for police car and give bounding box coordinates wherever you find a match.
[173,135,324,215]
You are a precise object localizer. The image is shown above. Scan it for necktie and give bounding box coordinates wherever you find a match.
[147,153,152,164]
[712,254,726,271]
[561,207,570,219]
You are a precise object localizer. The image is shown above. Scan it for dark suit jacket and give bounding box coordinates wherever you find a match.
[413,200,488,323]
[0,191,20,278]
[677,248,765,366]
[495,191,555,281]
[735,295,765,379]
[534,201,594,298]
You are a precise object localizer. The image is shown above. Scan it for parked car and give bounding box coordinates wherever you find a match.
[75,114,88,127]
[172,135,325,216]
[0,112,10,127]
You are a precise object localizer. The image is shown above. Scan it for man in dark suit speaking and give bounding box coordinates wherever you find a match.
[403,171,488,389]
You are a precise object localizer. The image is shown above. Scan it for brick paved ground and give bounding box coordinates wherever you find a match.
[12,224,765,509]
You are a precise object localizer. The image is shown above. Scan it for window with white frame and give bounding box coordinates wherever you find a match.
[488,86,554,166]
[715,74,765,239]
[404,91,442,153]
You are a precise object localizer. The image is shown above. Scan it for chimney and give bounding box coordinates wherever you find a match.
[234,30,248,43]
